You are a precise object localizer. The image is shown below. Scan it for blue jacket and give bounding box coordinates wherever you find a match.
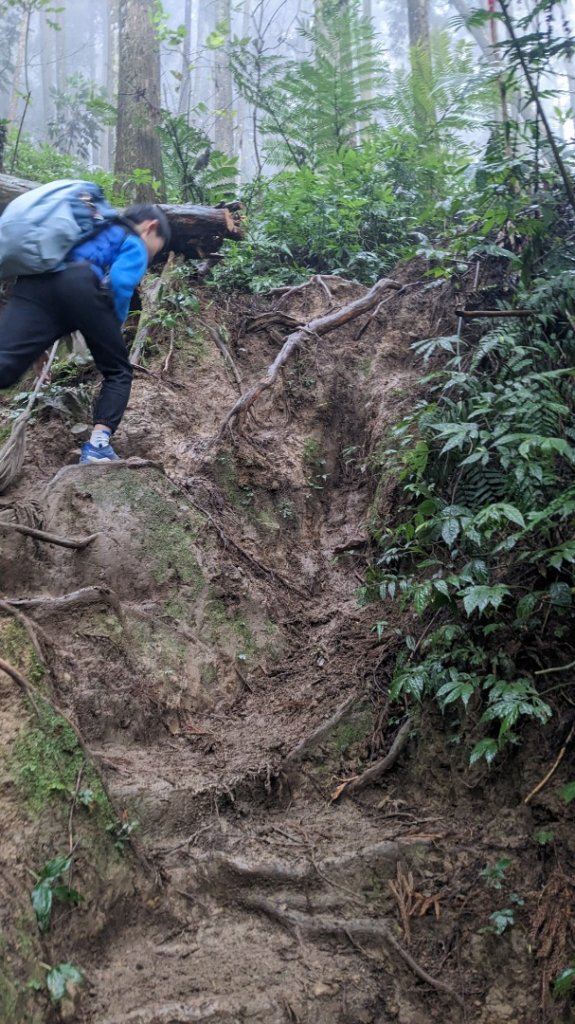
[66,224,148,324]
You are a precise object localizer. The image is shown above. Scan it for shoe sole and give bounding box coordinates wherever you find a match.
[80,456,118,464]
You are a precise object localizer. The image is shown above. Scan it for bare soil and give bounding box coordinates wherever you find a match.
[1,265,573,1024]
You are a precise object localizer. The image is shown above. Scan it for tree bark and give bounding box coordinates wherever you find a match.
[177,0,193,119]
[213,0,234,156]
[114,0,165,201]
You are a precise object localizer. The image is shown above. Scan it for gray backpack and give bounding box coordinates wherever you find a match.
[0,178,118,279]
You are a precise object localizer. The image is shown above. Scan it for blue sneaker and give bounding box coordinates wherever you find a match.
[79,441,120,464]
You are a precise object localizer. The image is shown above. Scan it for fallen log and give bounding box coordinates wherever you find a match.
[0,172,244,260]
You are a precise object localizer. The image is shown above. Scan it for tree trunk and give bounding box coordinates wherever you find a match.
[8,11,28,127]
[406,0,434,129]
[40,11,56,132]
[114,0,166,201]
[177,0,193,119]
[213,0,234,156]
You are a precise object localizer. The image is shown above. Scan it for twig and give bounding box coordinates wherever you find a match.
[524,724,575,805]
[163,328,175,374]
[534,659,575,676]
[220,278,402,433]
[247,897,464,1007]
[0,519,99,549]
[331,718,412,800]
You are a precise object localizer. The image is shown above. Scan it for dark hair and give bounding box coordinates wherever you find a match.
[122,203,171,247]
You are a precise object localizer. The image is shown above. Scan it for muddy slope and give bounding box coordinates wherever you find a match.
[0,269,572,1024]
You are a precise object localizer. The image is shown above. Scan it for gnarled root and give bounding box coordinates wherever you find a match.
[246,896,464,1008]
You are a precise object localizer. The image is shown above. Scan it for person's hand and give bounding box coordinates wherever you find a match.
[34,350,51,380]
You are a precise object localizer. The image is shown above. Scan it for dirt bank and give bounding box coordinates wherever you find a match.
[0,266,572,1024]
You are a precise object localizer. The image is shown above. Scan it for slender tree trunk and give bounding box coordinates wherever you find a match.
[8,11,28,127]
[178,0,193,118]
[406,0,435,129]
[114,0,165,201]
[213,0,234,155]
[40,11,56,133]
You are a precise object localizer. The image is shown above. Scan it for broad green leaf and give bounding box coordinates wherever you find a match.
[46,963,83,1004]
[31,881,53,933]
[470,738,498,765]
[441,516,460,546]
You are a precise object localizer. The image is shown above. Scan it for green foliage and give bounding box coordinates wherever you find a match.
[159,111,238,204]
[10,699,109,817]
[45,962,83,1006]
[31,856,82,934]
[480,858,511,890]
[364,265,575,762]
[48,73,115,160]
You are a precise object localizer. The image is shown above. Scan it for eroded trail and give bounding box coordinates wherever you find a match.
[0,272,545,1023]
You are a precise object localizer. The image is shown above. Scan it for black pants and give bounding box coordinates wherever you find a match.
[0,263,133,432]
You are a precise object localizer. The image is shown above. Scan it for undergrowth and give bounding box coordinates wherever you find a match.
[364,271,575,764]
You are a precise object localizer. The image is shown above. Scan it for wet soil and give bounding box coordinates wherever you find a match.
[0,266,573,1024]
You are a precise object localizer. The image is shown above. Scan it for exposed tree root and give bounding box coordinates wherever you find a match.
[220,277,402,433]
[246,896,464,1008]
[524,723,575,804]
[190,841,424,892]
[0,598,53,664]
[197,317,243,392]
[331,718,412,800]
[5,585,125,624]
[0,518,99,549]
[283,693,360,764]
[0,656,154,877]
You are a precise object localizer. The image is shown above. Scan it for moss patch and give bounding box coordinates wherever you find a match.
[80,469,205,589]
[0,620,45,688]
[9,701,111,819]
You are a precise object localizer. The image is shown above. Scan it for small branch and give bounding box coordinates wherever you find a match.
[534,659,575,677]
[454,307,535,319]
[524,724,575,805]
[220,278,402,433]
[0,519,99,549]
[163,328,175,374]
[331,719,412,800]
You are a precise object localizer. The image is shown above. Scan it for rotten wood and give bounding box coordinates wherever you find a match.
[0,173,244,261]
[220,277,402,433]
[0,518,99,549]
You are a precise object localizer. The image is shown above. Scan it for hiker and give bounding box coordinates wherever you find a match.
[0,202,170,463]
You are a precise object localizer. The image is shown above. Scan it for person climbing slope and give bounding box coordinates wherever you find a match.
[0,197,170,464]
